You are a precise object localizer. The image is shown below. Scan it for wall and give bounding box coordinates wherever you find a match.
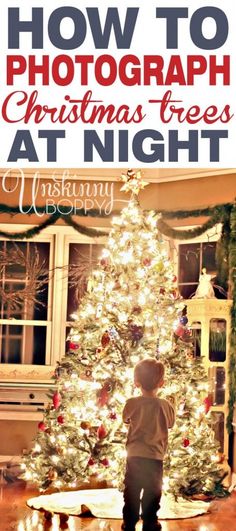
[0,420,38,455]
[0,169,235,229]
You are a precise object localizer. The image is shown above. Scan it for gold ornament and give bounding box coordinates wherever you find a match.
[56,446,66,456]
[80,421,91,430]
[120,169,149,195]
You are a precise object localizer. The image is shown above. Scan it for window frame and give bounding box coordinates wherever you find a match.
[0,223,108,383]
[0,228,53,378]
[172,223,222,293]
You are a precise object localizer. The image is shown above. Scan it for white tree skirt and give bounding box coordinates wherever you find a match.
[27,488,211,520]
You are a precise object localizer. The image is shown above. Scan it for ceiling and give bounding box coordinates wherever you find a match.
[0,167,235,182]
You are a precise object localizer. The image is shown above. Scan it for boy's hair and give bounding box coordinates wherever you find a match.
[134,358,164,391]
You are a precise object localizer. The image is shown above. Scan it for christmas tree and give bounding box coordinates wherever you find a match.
[22,171,225,498]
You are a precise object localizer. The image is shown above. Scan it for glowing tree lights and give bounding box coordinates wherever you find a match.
[22,171,225,498]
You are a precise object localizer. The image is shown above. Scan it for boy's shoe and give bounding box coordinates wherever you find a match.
[142,521,162,531]
[121,522,136,531]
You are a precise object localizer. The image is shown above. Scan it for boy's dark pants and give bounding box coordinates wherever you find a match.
[123,456,163,527]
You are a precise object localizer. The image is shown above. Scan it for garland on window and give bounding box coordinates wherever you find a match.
[0,212,61,239]
[156,211,222,240]
[158,203,233,220]
[0,201,233,241]
[227,203,236,432]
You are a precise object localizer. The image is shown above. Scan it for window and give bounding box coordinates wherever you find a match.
[208,366,226,406]
[65,241,104,353]
[67,242,104,320]
[178,241,217,299]
[0,235,53,367]
[209,318,226,362]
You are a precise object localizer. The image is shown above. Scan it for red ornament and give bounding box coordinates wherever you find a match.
[175,326,185,338]
[109,412,117,420]
[88,457,95,466]
[143,258,151,267]
[101,332,110,348]
[57,415,65,424]
[97,424,107,439]
[100,258,109,268]
[159,287,165,295]
[203,396,213,414]
[53,391,62,409]
[38,421,47,432]
[101,458,109,467]
[97,388,109,407]
[183,438,190,448]
[69,342,80,350]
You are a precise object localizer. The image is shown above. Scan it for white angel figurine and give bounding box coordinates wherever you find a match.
[193,268,216,299]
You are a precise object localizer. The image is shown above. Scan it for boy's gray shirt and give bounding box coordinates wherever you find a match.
[123,396,175,460]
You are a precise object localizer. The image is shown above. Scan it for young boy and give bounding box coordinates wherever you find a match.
[122,358,175,531]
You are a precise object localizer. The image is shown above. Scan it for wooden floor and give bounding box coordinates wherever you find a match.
[0,482,236,531]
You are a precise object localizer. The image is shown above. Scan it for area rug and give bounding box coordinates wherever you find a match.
[27,488,211,519]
